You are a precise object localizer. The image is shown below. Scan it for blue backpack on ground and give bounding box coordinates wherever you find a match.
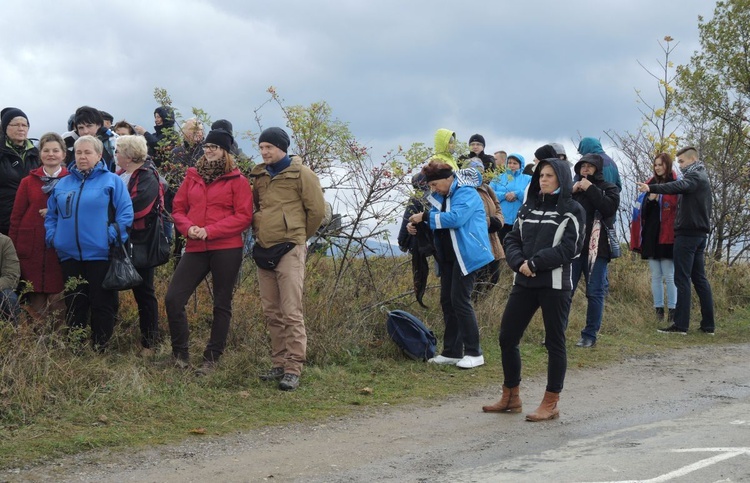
[386,309,437,361]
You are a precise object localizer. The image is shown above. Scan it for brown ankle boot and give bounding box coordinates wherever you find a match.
[525,391,560,422]
[482,385,522,413]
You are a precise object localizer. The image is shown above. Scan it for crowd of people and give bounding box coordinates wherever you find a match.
[400,129,715,421]
[0,105,323,392]
[0,104,717,403]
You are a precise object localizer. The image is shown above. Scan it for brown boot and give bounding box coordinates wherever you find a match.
[525,391,560,422]
[482,385,522,413]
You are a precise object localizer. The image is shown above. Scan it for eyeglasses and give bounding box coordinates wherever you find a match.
[8,123,29,129]
[469,142,484,147]
[203,144,220,151]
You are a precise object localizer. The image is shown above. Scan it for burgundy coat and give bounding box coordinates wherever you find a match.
[9,166,69,293]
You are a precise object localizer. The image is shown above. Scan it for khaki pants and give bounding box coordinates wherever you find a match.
[257,244,307,375]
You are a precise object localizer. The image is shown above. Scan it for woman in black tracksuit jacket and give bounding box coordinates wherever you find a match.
[482,158,585,422]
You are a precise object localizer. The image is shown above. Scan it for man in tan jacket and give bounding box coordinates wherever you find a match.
[250,127,325,391]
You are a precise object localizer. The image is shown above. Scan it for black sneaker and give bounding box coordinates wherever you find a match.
[699,327,715,336]
[575,337,596,348]
[259,367,285,381]
[657,324,687,335]
[195,360,217,377]
[279,373,300,391]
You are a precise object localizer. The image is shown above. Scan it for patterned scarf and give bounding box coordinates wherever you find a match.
[196,156,226,184]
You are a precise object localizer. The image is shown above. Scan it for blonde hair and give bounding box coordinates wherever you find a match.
[116,135,148,163]
[74,135,103,156]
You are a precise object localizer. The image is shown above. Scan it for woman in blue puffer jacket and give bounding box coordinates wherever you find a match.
[45,135,133,351]
[407,161,494,370]
[490,153,531,247]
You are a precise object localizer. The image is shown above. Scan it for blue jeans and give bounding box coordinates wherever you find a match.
[571,256,609,342]
[648,258,676,309]
[0,289,19,326]
[673,236,714,330]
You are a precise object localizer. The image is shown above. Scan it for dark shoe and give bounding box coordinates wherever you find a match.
[259,367,285,381]
[667,308,675,323]
[655,307,665,320]
[575,337,596,348]
[279,373,300,391]
[699,327,715,336]
[155,354,190,371]
[195,360,217,377]
[657,324,687,335]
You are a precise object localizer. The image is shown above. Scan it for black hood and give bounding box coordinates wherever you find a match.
[526,158,574,207]
[573,153,605,183]
[154,106,175,129]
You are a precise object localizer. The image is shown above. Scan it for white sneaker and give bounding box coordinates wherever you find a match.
[456,355,485,369]
[428,355,462,365]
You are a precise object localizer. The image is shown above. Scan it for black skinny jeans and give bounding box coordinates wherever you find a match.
[131,266,160,348]
[499,286,572,393]
[61,259,117,349]
[165,248,242,362]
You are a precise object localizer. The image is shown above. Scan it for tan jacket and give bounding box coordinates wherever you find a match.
[477,185,505,260]
[0,233,20,291]
[250,156,326,248]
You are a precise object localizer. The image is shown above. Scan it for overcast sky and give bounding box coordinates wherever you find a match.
[3,0,713,163]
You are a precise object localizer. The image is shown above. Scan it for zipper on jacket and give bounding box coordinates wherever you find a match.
[73,175,88,260]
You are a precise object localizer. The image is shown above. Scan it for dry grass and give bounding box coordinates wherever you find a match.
[0,253,747,468]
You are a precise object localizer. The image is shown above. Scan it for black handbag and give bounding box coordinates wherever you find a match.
[252,242,296,270]
[596,211,621,259]
[130,213,170,269]
[102,223,143,291]
[606,225,621,259]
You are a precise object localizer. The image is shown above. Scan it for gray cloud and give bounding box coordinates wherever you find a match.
[2,0,712,162]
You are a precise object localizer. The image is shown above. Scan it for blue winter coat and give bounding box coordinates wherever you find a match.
[45,160,134,262]
[426,175,494,276]
[490,153,532,225]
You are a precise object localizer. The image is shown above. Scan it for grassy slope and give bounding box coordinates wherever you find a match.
[0,255,748,468]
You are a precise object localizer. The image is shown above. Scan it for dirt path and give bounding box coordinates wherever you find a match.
[13,343,750,482]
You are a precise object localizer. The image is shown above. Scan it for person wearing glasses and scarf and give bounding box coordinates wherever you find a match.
[165,129,253,375]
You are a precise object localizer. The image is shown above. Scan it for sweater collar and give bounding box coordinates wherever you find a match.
[265,154,291,178]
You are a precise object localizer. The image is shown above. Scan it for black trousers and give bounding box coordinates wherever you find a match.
[439,259,481,358]
[499,286,572,393]
[132,266,160,348]
[165,248,242,362]
[61,259,117,349]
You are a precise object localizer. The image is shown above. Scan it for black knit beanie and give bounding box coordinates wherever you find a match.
[468,133,485,146]
[1,107,29,134]
[258,127,290,152]
[204,129,234,153]
[212,119,233,133]
[534,144,558,161]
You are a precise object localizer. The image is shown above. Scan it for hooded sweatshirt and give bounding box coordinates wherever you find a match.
[572,154,620,260]
[490,153,532,225]
[577,137,622,192]
[504,159,585,290]
[433,129,459,170]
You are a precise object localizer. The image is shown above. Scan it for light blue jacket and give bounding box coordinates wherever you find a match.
[426,175,493,275]
[490,153,531,225]
[45,160,133,262]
